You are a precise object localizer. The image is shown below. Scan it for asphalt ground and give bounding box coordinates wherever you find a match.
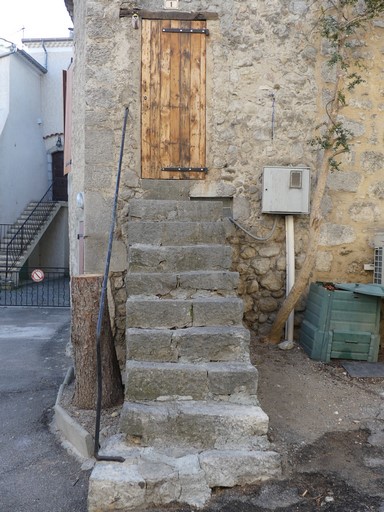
[0,307,89,512]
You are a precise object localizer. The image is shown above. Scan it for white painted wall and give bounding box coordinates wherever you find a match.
[28,206,69,268]
[0,42,73,226]
[0,53,47,224]
[26,44,73,152]
[0,57,10,137]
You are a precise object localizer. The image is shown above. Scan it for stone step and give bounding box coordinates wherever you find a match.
[126,326,250,363]
[124,361,258,402]
[126,297,244,329]
[119,400,269,449]
[126,270,239,297]
[127,220,226,245]
[128,244,232,273]
[88,445,281,511]
[129,199,223,222]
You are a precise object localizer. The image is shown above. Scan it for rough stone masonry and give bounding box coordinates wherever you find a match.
[67,0,384,355]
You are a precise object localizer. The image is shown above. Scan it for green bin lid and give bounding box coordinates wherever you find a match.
[335,283,384,297]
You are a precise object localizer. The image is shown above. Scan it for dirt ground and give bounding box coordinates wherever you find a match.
[61,338,384,511]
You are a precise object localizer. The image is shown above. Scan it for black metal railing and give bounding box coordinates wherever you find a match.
[5,185,57,275]
[0,224,13,251]
[0,267,70,307]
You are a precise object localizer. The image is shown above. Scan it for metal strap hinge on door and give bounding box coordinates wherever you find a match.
[162,28,209,35]
[161,167,208,173]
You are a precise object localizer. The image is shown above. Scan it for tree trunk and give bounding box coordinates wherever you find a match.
[71,274,124,409]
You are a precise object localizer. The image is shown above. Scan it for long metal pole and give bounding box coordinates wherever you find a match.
[285,215,295,342]
[94,107,129,462]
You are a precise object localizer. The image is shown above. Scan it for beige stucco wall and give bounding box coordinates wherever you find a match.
[68,0,384,344]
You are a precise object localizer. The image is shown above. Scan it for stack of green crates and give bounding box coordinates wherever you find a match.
[299,282,382,362]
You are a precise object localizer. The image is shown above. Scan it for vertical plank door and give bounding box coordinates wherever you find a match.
[141,19,207,180]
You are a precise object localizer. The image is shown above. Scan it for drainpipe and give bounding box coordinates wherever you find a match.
[285,215,295,343]
[41,40,48,70]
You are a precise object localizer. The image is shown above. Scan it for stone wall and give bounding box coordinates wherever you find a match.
[69,0,384,350]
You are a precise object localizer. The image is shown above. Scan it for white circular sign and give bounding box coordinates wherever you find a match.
[31,269,45,282]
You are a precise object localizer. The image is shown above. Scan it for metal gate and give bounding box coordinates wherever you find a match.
[0,267,70,307]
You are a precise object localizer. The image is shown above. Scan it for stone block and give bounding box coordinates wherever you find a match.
[319,223,356,246]
[125,361,257,401]
[173,326,250,363]
[126,328,177,362]
[327,171,362,192]
[119,401,270,449]
[126,299,192,328]
[126,221,225,245]
[88,463,146,512]
[128,244,232,272]
[126,271,239,297]
[125,361,209,400]
[126,273,177,296]
[178,271,239,292]
[199,450,282,487]
[192,298,244,326]
[129,199,223,221]
[208,363,258,396]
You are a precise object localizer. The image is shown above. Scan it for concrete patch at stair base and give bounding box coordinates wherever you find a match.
[88,447,281,511]
[88,448,212,510]
[199,450,282,488]
[54,403,94,459]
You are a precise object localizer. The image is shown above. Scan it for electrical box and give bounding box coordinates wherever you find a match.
[262,166,310,215]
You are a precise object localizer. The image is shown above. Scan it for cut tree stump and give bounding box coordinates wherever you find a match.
[71,274,123,409]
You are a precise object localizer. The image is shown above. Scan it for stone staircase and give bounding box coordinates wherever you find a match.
[88,199,281,511]
[0,201,62,276]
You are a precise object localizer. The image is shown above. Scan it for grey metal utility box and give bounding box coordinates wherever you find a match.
[262,166,310,214]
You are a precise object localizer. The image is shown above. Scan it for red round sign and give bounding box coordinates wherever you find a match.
[31,269,45,282]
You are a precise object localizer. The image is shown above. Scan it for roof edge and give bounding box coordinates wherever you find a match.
[16,49,47,74]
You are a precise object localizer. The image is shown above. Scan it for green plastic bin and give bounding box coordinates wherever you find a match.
[299,282,382,362]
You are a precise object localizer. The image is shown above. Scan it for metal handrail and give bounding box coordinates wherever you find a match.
[5,185,55,276]
[94,107,128,463]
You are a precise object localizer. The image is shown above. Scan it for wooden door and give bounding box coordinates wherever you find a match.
[141,19,207,180]
[52,151,68,201]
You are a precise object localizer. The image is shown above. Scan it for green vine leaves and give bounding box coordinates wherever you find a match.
[311,0,384,171]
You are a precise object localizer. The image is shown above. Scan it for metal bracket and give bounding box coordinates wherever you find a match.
[161,166,208,173]
[162,28,209,35]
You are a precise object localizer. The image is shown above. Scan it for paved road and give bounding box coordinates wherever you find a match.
[0,307,89,512]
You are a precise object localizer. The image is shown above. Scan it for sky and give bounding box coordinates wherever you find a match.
[0,0,73,47]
